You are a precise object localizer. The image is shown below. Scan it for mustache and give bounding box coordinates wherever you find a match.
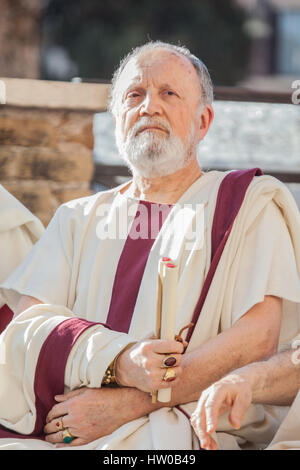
[129,119,171,137]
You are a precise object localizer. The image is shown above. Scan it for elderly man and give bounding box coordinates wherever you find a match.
[0,41,300,450]
[0,185,44,332]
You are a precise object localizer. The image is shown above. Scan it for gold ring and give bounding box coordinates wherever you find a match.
[162,355,177,368]
[62,429,74,444]
[163,367,176,382]
[55,417,64,431]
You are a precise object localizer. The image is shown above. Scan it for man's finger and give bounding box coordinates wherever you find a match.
[45,427,80,445]
[204,435,218,451]
[152,339,184,354]
[157,353,182,368]
[229,393,250,429]
[191,414,207,445]
[196,403,219,450]
[55,388,85,402]
[44,414,72,435]
[46,402,69,424]
[191,409,217,450]
[45,430,65,444]
[198,399,213,448]
[204,391,227,433]
[159,365,182,387]
[191,397,211,449]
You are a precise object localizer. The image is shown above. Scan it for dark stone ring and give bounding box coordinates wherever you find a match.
[163,355,177,368]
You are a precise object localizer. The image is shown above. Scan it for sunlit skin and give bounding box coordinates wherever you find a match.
[191,348,300,450]
[113,48,214,204]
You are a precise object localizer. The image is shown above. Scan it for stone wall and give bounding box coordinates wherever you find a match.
[0,0,42,79]
[0,78,110,225]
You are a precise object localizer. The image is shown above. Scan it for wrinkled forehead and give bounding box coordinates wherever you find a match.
[114,48,201,101]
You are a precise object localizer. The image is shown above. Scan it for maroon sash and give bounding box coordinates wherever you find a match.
[0,304,14,334]
[0,318,102,439]
[185,168,263,343]
[177,168,263,447]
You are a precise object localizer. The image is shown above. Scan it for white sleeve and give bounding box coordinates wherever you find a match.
[0,226,37,286]
[230,200,300,326]
[0,304,135,435]
[0,205,73,310]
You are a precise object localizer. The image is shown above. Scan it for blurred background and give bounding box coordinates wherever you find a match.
[0,0,300,224]
[2,0,300,88]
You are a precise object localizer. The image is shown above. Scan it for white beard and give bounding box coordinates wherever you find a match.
[115,118,199,178]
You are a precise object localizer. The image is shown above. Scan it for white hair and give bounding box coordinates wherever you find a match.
[108,40,214,115]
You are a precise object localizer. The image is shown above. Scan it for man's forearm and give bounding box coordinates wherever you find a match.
[115,342,288,419]
[100,296,283,422]
[168,296,283,406]
[95,348,300,442]
[237,349,300,406]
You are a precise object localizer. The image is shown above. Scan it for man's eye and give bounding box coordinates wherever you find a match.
[165,90,176,96]
[127,92,140,98]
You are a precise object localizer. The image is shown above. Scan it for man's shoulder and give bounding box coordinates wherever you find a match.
[54,184,126,223]
[247,173,293,205]
[241,172,300,233]
[61,189,113,211]
[221,170,287,201]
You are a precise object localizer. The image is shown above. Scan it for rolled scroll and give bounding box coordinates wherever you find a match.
[156,258,178,403]
[151,258,168,403]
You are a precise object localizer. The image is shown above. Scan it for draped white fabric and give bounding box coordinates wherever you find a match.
[1,171,300,450]
[267,390,300,450]
[0,184,44,306]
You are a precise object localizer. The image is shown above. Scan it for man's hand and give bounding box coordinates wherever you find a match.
[44,387,147,447]
[190,374,253,450]
[115,338,185,392]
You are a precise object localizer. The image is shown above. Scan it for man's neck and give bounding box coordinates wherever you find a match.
[123,159,203,204]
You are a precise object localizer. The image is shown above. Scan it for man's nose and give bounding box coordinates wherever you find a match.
[139,92,163,116]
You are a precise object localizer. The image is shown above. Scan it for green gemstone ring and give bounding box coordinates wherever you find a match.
[62,429,74,444]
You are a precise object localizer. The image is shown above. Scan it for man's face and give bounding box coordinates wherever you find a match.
[113,48,206,177]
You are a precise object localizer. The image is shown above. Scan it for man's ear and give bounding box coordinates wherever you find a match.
[199,105,214,141]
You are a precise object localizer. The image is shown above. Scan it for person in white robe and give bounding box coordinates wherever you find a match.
[0,184,44,330]
[0,41,300,451]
